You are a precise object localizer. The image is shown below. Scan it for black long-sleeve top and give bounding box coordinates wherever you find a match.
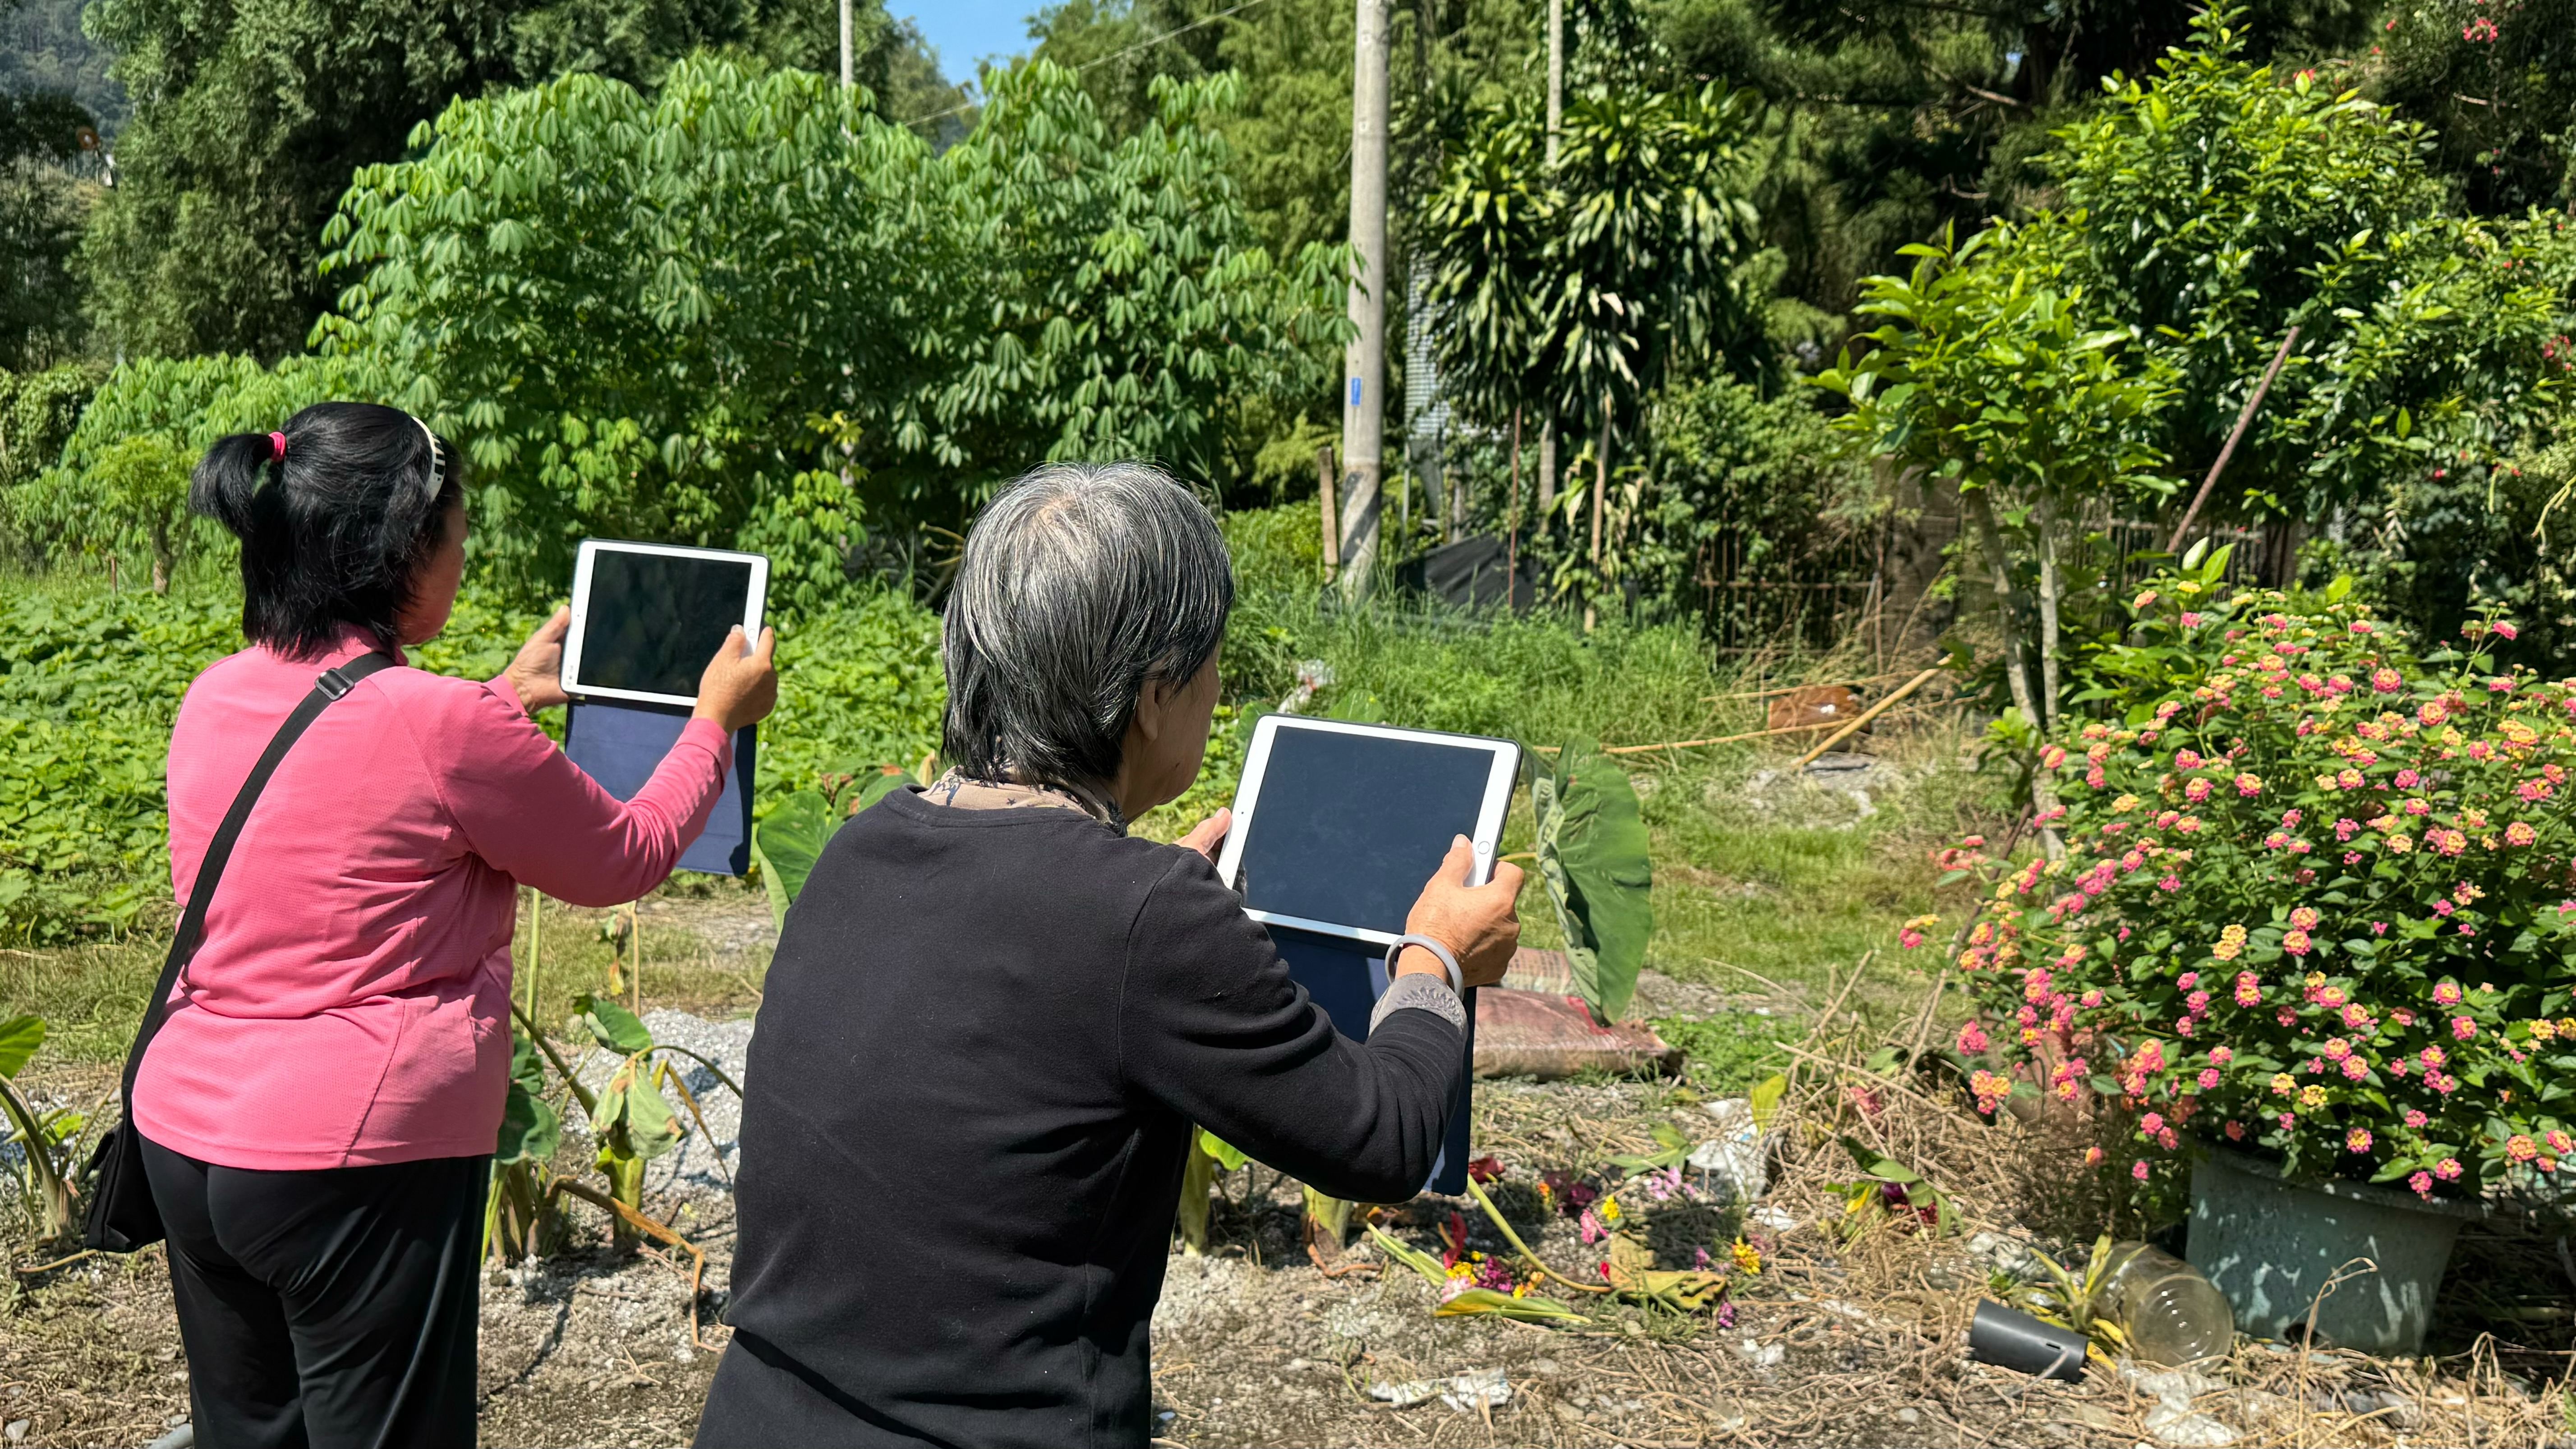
[696,788,1467,1449]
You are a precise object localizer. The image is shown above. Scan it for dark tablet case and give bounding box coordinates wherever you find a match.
[1269,924,1475,1196]
[562,700,757,876]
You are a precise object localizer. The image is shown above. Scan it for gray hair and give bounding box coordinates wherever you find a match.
[942,462,1234,789]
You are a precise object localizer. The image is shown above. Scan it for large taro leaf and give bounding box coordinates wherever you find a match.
[571,990,654,1055]
[1532,736,1653,1024]
[591,1054,683,1162]
[849,765,918,814]
[751,789,835,933]
[0,1014,42,1079]
[496,1030,561,1165]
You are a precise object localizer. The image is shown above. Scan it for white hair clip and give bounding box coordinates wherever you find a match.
[414,415,445,500]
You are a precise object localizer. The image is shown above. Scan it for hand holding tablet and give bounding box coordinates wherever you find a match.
[692,625,779,734]
[1394,834,1523,990]
[1213,714,1521,946]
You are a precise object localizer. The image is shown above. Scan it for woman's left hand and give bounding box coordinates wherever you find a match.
[504,606,573,715]
[1178,808,1230,863]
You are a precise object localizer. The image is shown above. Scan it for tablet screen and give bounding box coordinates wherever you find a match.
[1236,727,1501,936]
[575,550,755,699]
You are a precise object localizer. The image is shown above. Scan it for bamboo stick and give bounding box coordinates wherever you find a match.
[2167,326,2300,556]
[1791,665,1946,768]
[1528,698,1954,756]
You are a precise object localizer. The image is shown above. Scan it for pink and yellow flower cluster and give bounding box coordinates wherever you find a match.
[1914,578,2576,1201]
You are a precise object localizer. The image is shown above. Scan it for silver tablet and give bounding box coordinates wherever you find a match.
[1215,715,1520,947]
[560,540,770,709]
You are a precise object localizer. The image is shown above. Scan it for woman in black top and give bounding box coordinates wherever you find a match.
[697,463,1522,1448]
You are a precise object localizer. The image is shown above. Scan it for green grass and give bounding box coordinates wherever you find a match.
[1651,1012,1792,1094]
[7,506,1995,1060]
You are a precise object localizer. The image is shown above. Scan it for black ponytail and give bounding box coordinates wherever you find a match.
[188,401,463,659]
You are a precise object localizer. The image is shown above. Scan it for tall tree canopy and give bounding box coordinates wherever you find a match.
[78,0,967,362]
[305,54,1342,607]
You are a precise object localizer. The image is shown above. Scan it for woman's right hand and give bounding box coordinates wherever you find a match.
[1398,836,1523,989]
[694,626,779,733]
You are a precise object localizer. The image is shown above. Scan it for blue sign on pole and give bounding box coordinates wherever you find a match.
[1347,376,1363,407]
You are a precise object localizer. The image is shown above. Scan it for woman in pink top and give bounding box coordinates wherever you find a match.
[138,401,778,1449]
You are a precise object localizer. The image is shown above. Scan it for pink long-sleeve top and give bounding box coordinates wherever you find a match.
[134,630,732,1171]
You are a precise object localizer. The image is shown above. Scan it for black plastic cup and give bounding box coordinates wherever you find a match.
[1968,1299,2088,1382]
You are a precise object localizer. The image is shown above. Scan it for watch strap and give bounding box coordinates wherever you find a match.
[1388,932,1463,995]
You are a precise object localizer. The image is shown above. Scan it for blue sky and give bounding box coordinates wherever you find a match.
[901,0,1041,86]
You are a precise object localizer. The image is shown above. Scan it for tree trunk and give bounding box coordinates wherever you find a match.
[1315,442,1339,583]
[1965,486,2063,856]
[2033,492,2062,728]
[1964,487,2040,731]
[151,515,171,595]
[1585,399,1609,631]
[1537,418,1556,525]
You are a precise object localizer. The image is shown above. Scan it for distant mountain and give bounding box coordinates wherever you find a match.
[1,0,126,135]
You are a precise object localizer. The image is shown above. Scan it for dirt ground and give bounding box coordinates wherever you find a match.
[10,900,2576,1448]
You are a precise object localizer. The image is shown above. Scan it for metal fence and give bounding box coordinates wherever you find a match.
[1685,506,2300,657]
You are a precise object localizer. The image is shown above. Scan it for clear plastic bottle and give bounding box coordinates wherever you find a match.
[2101,1242,2234,1365]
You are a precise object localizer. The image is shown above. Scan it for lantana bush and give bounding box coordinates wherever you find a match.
[1926,559,2576,1203]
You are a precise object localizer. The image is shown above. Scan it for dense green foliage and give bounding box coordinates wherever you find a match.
[0,586,238,939]
[1824,8,2576,739]
[1630,374,1871,633]
[312,55,1341,606]
[77,0,966,361]
[0,578,943,943]
[0,87,96,370]
[5,354,369,582]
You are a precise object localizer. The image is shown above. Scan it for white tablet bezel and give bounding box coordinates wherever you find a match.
[1215,714,1521,947]
[559,539,770,709]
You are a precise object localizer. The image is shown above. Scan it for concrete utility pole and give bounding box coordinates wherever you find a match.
[1534,0,1564,527]
[840,0,855,87]
[1336,0,1391,597]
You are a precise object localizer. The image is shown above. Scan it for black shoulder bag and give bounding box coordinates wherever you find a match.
[82,651,395,1251]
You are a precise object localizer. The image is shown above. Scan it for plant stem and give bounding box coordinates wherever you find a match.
[1461,1175,1612,1293]
[511,1001,598,1114]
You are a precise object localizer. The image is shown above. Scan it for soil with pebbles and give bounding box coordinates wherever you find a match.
[13,897,2561,1447]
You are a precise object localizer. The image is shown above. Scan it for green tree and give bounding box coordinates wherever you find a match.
[78,0,962,361]
[2369,0,2576,217]
[1656,0,2378,338]
[313,54,1340,607]
[1421,64,1764,602]
[1816,221,2173,734]
[316,59,906,610]
[2045,7,2576,646]
[6,353,365,582]
[0,88,96,369]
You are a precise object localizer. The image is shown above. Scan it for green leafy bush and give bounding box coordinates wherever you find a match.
[313,54,1341,608]
[0,576,944,942]
[6,354,373,586]
[0,587,244,939]
[1932,554,2576,1202]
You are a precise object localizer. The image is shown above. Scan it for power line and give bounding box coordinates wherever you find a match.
[902,0,1283,128]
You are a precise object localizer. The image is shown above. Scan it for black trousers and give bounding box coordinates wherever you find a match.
[141,1137,486,1449]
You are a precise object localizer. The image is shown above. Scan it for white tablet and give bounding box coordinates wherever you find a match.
[1215,716,1521,947]
[560,540,769,708]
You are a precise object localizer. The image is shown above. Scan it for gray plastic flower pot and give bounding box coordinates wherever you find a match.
[2186,1146,2481,1354]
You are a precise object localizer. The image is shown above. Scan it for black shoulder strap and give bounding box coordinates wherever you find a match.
[118,651,398,1107]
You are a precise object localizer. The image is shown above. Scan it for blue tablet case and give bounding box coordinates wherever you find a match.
[561,701,757,876]
[1268,924,1475,1196]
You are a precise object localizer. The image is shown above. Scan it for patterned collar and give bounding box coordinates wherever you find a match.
[921,768,1127,835]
